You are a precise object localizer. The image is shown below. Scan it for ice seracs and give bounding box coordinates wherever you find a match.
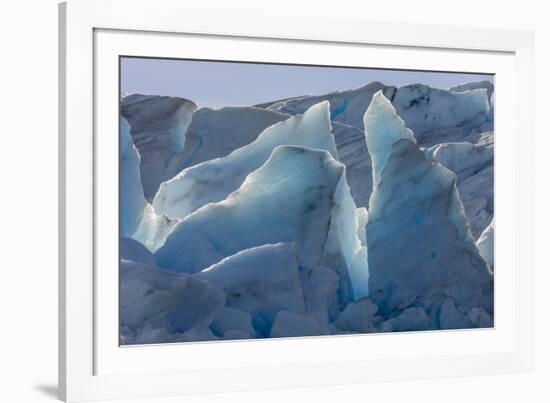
[449,80,494,101]
[119,79,495,343]
[260,81,396,130]
[120,261,224,344]
[363,91,493,316]
[392,84,491,144]
[172,106,289,171]
[476,218,495,269]
[119,117,177,252]
[155,145,369,303]
[426,141,494,237]
[196,243,306,337]
[152,101,339,220]
[121,94,197,200]
[120,117,148,238]
[256,82,493,147]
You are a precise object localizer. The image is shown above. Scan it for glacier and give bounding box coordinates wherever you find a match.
[196,243,306,337]
[476,218,495,269]
[119,78,495,344]
[256,81,492,146]
[119,117,177,252]
[152,102,339,220]
[155,144,369,303]
[426,140,494,237]
[364,91,493,317]
[120,260,224,344]
[122,94,197,200]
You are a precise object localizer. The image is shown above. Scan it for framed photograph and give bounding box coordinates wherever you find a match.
[59,0,534,401]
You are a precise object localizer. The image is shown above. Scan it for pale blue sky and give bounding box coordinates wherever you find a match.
[121,57,494,109]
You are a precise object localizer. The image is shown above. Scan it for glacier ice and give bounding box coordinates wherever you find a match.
[152,101,339,220]
[449,80,494,101]
[120,260,224,344]
[334,297,378,333]
[392,84,490,143]
[154,146,342,272]
[438,298,472,329]
[476,218,495,268]
[260,81,396,131]
[363,92,417,188]
[120,117,148,238]
[120,237,156,266]
[119,78,495,343]
[121,94,197,200]
[257,81,493,148]
[156,145,368,303]
[172,106,289,171]
[331,122,373,207]
[196,243,306,336]
[119,117,177,252]
[379,307,431,332]
[297,263,340,331]
[425,141,493,182]
[170,105,374,208]
[458,165,494,239]
[426,141,494,238]
[210,307,256,339]
[364,91,493,315]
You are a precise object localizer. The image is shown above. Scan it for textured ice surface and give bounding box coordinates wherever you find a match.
[426,141,493,182]
[120,260,224,344]
[379,307,432,332]
[257,81,492,147]
[298,264,340,331]
[450,80,494,101]
[392,84,490,144]
[364,92,493,315]
[323,171,370,300]
[121,94,197,200]
[210,307,256,339]
[196,243,306,337]
[364,92,417,188]
[155,146,341,272]
[260,81,396,131]
[457,164,494,239]
[120,79,495,343]
[156,145,368,304]
[120,237,156,266]
[120,118,147,238]
[169,106,373,208]
[172,106,289,171]
[332,123,373,207]
[438,298,473,329]
[334,297,378,333]
[426,141,494,238]
[153,102,339,220]
[476,218,495,268]
[119,117,177,252]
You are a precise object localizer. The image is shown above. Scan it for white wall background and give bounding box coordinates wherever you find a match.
[0,0,547,402]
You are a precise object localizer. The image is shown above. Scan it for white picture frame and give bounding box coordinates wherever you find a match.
[59,0,534,401]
